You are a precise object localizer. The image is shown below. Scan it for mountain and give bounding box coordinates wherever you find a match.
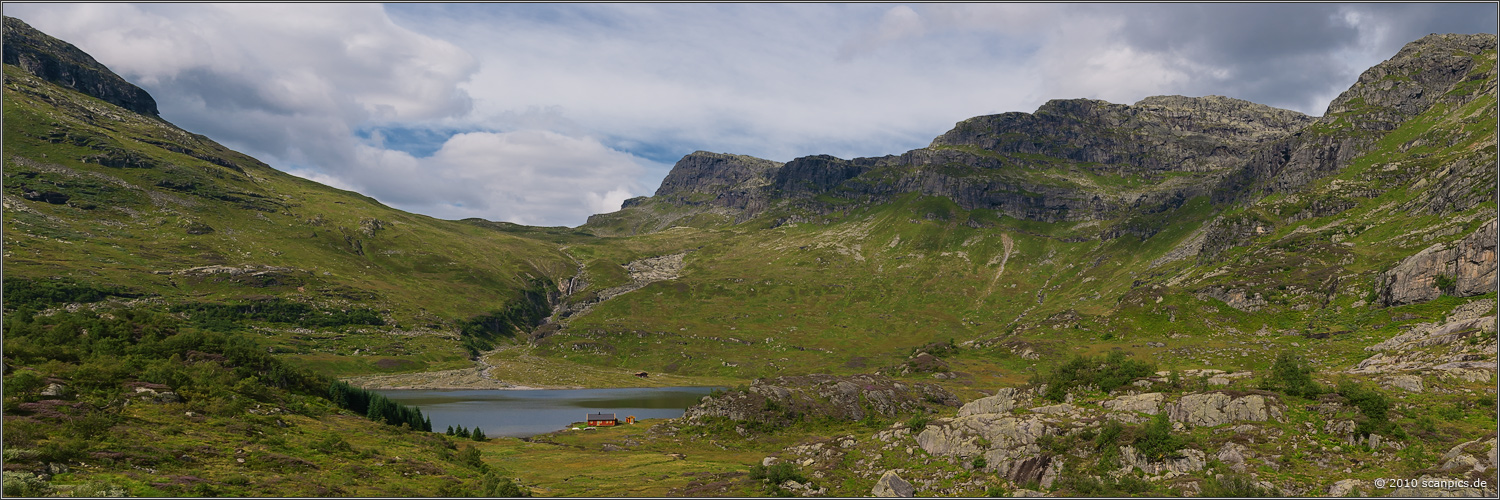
[2,15,586,377]
[3,15,1496,498]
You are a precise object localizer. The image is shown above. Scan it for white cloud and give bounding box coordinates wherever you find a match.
[335,130,649,226]
[7,3,1492,227]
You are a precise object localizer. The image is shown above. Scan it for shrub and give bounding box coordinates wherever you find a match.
[3,472,54,497]
[749,462,806,485]
[1337,380,1393,437]
[480,472,531,497]
[1133,413,1186,461]
[971,457,987,469]
[1032,351,1154,402]
[1433,274,1456,294]
[1260,352,1325,399]
[1094,420,1124,451]
[457,445,487,472]
[906,415,931,431]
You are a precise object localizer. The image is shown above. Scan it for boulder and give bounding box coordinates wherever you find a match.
[958,388,1022,417]
[1328,478,1364,497]
[1102,392,1164,415]
[1385,374,1424,393]
[872,470,914,497]
[1119,446,1206,477]
[1165,392,1282,428]
[1215,442,1250,472]
[917,414,1051,462]
[39,383,69,398]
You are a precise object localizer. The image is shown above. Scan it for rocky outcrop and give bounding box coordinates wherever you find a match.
[1194,286,1268,312]
[1165,392,1282,428]
[654,151,782,213]
[1379,219,1496,306]
[1118,445,1206,478]
[917,413,1053,468]
[1351,312,1497,381]
[957,388,1023,417]
[931,96,1311,175]
[682,374,958,425]
[3,16,160,117]
[1102,392,1165,415]
[871,470,914,497]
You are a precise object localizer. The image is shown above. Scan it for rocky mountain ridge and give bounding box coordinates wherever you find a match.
[592,33,1494,243]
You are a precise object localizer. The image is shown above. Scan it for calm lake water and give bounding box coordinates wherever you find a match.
[372,387,719,437]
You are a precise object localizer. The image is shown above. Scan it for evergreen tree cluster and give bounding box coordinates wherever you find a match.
[327,381,432,432]
[445,424,487,441]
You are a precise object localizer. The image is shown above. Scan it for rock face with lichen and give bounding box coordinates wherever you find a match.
[1164,392,1283,428]
[1379,219,1497,306]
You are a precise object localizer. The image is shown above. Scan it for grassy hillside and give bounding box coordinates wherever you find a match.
[3,63,585,376]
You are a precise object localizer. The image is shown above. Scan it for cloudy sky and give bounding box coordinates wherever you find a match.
[8,3,1495,226]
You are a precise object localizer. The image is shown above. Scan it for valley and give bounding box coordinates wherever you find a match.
[2,15,1496,497]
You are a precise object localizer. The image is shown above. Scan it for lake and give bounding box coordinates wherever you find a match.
[372,386,719,437]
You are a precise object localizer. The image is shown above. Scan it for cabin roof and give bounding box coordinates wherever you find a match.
[587,413,616,420]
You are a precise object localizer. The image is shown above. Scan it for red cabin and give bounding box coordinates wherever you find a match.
[587,413,618,426]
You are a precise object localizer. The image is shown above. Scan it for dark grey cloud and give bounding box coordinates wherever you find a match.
[1099,2,1495,113]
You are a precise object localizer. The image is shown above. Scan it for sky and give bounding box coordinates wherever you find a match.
[7,3,1495,227]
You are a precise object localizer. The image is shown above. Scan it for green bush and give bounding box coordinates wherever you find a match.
[749,462,807,485]
[480,472,532,497]
[1133,413,1186,461]
[1032,351,1155,402]
[2,277,139,311]
[458,445,487,472]
[3,472,54,497]
[1337,380,1393,437]
[1094,420,1124,451]
[906,415,931,431]
[1260,352,1325,399]
[1434,274,1456,294]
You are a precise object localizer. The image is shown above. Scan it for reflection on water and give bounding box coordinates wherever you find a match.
[373,387,718,437]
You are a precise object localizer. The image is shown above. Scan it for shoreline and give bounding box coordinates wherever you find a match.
[339,366,584,391]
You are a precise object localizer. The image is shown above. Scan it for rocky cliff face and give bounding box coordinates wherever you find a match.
[1379,219,1497,306]
[3,16,160,117]
[654,151,783,212]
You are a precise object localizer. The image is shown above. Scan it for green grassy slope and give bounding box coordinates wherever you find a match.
[3,64,582,375]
